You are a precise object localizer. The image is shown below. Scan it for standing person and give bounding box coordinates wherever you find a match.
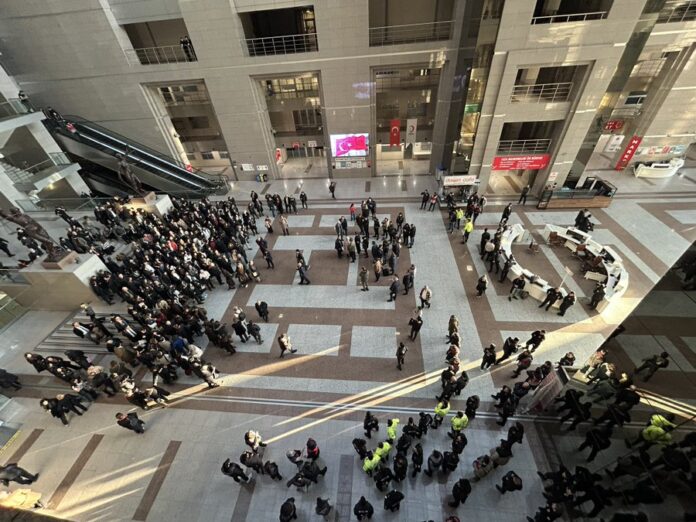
[387,276,400,302]
[383,490,404,512]
[558,291,576,316]
[518,185,530,205]
[0,237,14,257]
[116,412,145,434]
[496,470,523,494]
[500,203,512,225]
[525,330,546,353]
[279,497,298,522]
[221,459,252,483]
[461,219,474,243]
[499,255,515,282]
[509,275,526,301]
[264,216,274,234]
[424,450,443,476]
[364,411,379,439]
[633,352,670,382]
[359,266,369,291]
[297,263,311,285]
[255,300,269,322]
[279,215,289,236]
[347,238,357,262]
[353,496,374,520]
[420,190,430,210]
[590,283,606,309]
[481,344,496,370]
[299,191,308,209]
[411,443,423,477]
[428,193,439,211]
[402,271,413,295]
[329,181,336,199]
[449,478,472,507]
[179,35,196,61]
[418,285,432,309]
[278,333,297,358]
[475,275,488,298]
[479,228,490,256]
[432,400,450,429]
[539,287,562,311]
[396,342,407,371]
[408,315,423,341]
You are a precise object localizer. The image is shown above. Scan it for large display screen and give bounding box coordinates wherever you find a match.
[330,133,369,157]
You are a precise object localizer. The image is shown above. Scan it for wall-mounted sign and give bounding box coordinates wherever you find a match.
[336,159,366,169]
[443,175,478,186]
[636,144,687,156]
[307,140,318,148]
[547,171,558,182]
[492,154,550,171]
[464,103,480,113]
[604,134,625,153]
[240,163,255,171]
[256,165,269,171]
[604,120,624,131]
[615,135,642,170]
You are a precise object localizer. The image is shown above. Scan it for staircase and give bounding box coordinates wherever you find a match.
[0,159,33,184]
[36,311,118,355]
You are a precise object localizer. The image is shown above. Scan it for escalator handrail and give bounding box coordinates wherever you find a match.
[64,128,213,192]
[63,115,226,187]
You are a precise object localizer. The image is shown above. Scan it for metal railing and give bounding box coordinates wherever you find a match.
[161,92,210,106]
[531,11,609,24]
[497,138,552,154]
[630,58,667,78]
[243,33,318,57]
[511,82,573,103]
[610,107,642,118]
[0,152,73,184]
[658,1,696,22]
[369,21,453,46]
[0,98,30,120]
[125,44,197,66]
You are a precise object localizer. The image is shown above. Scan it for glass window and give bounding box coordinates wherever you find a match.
[624,91,647,105]
[201,151,214,160]
[189,116,210,129]
[219,151,230,159]
[186,153,197,161]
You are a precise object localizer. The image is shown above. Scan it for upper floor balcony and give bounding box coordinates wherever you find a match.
[657,0,696,23]
[125,44,197,66]
[243,33,318,57]
[497,138,552,155]
[511,82,573,103]
[531,0,612,24]
[369,21,453,46]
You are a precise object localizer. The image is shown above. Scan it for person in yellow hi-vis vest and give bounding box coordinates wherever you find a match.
[627,413,676,449]
[462,218,474,243]
[432,400,450,429]
[374,441,392,462]
[362,451,381,475]
[449,411,469,439]
[386,418,400,442]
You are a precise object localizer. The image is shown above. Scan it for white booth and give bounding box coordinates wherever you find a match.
[633,157,684,178]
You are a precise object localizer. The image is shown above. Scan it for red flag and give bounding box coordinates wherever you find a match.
[390,119,401,146]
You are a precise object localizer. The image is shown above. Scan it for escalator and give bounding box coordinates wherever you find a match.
[46,115,227,197]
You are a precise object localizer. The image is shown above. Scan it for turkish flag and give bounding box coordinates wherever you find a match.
[390,119,401,146]
[335,135,367,156]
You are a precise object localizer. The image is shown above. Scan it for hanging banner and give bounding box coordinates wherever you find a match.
[615,135,642,170]
[492,154,550,171]
[389,119,401,147]
[405,118,417,145]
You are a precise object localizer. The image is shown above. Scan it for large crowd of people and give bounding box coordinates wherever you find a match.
[0,184,692,521]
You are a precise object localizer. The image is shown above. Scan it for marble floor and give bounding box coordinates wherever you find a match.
[0,175,695,521]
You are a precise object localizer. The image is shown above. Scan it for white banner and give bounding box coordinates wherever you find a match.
[443,175,478,186]
[406,118,417,145]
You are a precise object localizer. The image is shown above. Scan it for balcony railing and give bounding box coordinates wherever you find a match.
[162,92,210,106]
[243,33,318,57]
[610,107,642,118]
[630,58,666,78]
[497,139,551,154]
[531,11,609,24]
[0,152,73,184]
[0,99,30,121]
[658,1,696,22]
[125,44,197,66]
[511,82,573,103]
[369,21,453,46]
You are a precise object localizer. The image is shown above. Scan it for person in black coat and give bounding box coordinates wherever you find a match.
[411,443,423,477]
[116,412,145,433]
[388,276,400,302]
[264,460,283,480]
[363,411,379,438]
[383,490,404,512]
[424,449,443,477]
[255,300,269,322]
[393,452,408,482]
[449,477,472,507]
[221,459,251,483]
[353,496,374,520]
[539,288,562,311]
[279,497,298,521]
[497,470,523,494]
[408,316,423,341]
